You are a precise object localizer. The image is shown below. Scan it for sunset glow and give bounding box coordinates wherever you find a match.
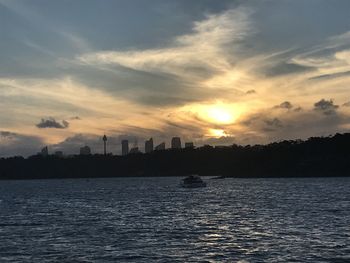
[1,0,350,156]
[209,129,228,138]
[207,106,234,124]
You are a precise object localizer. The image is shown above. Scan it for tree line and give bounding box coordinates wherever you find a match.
[1,133,350,180]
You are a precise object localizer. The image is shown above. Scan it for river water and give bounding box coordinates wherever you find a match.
[0,177,349,262]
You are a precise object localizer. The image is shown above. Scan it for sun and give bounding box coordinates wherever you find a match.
[207,107,233,124]
[204,102,241,124]
[181,101,243,125]
[209,129,227,137]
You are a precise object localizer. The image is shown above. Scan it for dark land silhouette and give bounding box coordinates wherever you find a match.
[1,133,350,180]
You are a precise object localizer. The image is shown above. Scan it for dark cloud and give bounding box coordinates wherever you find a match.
[2,1,350,157]
[241,113,285,133]
[309,70,350,81]
[0,130,44,157]
[36,117,69,129]
[264,118,283,131]
[238,98,350,144]
[246,89,256,94]
[52,134,105,155]
[250,0,350,57]
[70,64,214,107]
[241,115,260,126]
[264,62,314,77]
[0,131,17,138]
[314,99,339,115]
[164,120,201,133]
[274,101,293,110]
[294,106,302,112]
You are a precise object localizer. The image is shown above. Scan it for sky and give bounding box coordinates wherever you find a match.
[1,0,350,156]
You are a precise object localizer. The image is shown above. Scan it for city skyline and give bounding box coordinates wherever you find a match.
[2,0,350,157]
[37,135,195,157]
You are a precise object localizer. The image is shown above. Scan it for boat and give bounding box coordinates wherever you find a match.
[181,175,207,188]
[210,175,225,180]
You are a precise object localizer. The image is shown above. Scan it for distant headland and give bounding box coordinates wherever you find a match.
[1,133,350,180]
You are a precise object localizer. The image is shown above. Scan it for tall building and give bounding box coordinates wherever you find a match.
[155,142,165,151]
[80,146,91,155]
[145,138,154,153]
[122,140,129,156]
[41,146,48,156]
[102,134,107,155]
[171,137,181,149]
[129,147,140,154]
[185,142,194,149]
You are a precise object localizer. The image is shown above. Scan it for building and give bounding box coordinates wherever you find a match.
[129,147,140,154]
[102,134,107,155]
[155,142,165,151]
[171,137,181,149]
[185,142,194,149]
[54,151,63,157]
[145,138,154,153]
[121,140,129,156]
[80,146,91,155]
[41,146,48,156]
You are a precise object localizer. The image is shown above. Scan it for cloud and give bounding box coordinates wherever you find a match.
[264,62,314,77]
[343,101,350,107]
[52,133,100,154]
[2,2,350,157]
[236,97,350,144]
[308,70,350,80]
[293,106,302,112]
[75,7,254,106]
[246,89,256,94]
[314,99,339,115]
[36,117,69,129]
[274,101,293,110]
[264,118,283,130]
[0,130,44,157]
[0,131,17,139]
[290,31,350,82]
[78,7,252,72]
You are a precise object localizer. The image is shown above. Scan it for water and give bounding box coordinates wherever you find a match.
[0,177,349,262]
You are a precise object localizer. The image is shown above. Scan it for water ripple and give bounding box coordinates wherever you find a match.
[0,177,349,262]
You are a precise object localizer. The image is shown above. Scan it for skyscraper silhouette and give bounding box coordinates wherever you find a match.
[41,146,48,156]
[122,140,129,156]
[185,142,194,149]
[145,138,154,153]
[129,147,140,154]
[171,137,181,149]
[80,146,91,155]
[155,142,165,151]
[103,135,107,155]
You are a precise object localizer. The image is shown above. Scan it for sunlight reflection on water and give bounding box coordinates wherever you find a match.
[0,177,349,262]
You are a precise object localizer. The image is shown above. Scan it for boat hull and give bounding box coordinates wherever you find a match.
[181,182,207,188]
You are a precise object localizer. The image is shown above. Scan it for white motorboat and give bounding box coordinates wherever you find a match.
[181,175,206,188]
